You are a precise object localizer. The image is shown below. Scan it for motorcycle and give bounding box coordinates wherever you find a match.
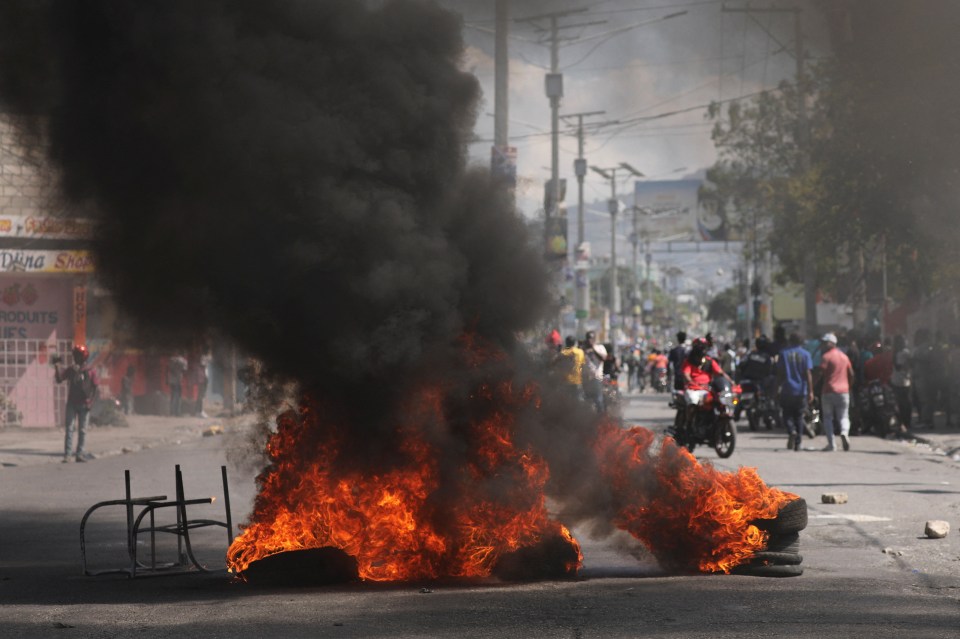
[669,376,739,458]
[803,396,821,438]
[652,367,668,393]
[857,380,901,437]
[736,379,780,431]
[602,374,622,419]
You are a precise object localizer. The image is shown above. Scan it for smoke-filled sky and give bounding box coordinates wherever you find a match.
[0,0,554,432]
[440,0,826,219]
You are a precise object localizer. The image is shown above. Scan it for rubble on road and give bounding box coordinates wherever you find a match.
[821,492,848,504]
[924,520,950,539]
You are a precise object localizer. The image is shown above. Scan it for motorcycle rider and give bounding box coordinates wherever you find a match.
[737,335,778,427]
[682,338,732,389]
[675,337,733,437]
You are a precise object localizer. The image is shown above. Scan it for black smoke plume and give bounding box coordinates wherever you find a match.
[0,0,551,436]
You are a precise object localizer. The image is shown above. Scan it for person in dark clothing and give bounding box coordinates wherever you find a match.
[890,334,912,429]
[167,355,187,417]
[120,364,135,415]
[778,333,814,451]
[667,331,689,391]
[55,345,99,463]
[737,336,775,384]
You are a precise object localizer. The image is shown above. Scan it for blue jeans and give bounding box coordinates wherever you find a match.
[64,403,90,457]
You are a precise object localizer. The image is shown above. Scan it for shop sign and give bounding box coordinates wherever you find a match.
[0,250,95,273]
[0,215,94,239]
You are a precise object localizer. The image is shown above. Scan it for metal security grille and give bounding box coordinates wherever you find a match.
[0,339,73,428]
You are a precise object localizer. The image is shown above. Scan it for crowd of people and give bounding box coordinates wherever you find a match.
[545,324,959,447]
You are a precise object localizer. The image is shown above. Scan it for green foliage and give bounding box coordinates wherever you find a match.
[707,286,739,325]
[704,60,935,301]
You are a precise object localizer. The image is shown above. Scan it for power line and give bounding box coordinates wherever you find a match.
[469,87,777,144]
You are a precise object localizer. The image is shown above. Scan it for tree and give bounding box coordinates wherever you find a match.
[707,286,739,326]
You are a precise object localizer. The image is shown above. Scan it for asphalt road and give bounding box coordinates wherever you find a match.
[0,392,958,638]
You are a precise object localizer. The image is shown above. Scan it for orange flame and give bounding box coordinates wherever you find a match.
[228,337,791,581]
[227,371,582,581]
[595,423,795,573]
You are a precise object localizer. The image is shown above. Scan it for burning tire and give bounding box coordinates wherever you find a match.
[750,551,803,565]
[240,547,360,587]
[764,531,800,554]
[735,498,808,577]
[733,563,803,578]
[752,498,808,535]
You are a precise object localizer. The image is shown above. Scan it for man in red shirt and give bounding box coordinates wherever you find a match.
[820,333,855,451]
[864,340,894,386]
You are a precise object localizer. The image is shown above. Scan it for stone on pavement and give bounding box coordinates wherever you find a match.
[924,520,950,539]
[821,492,848,504]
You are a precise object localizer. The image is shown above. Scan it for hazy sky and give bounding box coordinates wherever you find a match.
[443,0,823,217]
[436,0,826,294]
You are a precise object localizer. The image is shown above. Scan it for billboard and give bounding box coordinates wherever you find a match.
[633,179,739,242]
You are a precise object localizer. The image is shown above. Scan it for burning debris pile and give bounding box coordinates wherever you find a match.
[226,337,796,583]
[0,1,800,582]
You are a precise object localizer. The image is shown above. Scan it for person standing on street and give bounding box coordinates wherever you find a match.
[667,331,690,391]
[193,354,210,418]
[54,345,99,463]
[582,331,605,413]
[167,355,187,417]
[778,333,814,451]
[120,364,135,415]
[890,334,913,429]
[819,333,855,451]
[554,336,585,402]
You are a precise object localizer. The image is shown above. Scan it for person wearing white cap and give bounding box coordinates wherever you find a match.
[819,333,855,451]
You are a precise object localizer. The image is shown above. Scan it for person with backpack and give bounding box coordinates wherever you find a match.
[54,344,99,463]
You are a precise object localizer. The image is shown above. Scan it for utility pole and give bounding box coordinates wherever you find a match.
[723,4,812,337]
[562,110,605,337]
[516,8,601,225]
[494,0,509,149]
[591,163,643,341]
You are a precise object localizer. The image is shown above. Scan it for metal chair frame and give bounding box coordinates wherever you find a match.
[80,464,234,577]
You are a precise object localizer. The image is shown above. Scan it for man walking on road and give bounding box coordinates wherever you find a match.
[778,333,814,451]
[820,333,855,451]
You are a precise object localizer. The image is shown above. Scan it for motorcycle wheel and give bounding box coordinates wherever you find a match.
[747,409,759,432]
[714,418,736,458]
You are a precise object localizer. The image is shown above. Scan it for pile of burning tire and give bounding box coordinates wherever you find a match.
[734,497,808,577]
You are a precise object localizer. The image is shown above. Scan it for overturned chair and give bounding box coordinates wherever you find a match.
[80,464,234,577]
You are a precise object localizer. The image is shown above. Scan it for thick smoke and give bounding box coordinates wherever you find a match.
[0,0,550,434]
[818,0,960,288]
[0,0,734,567]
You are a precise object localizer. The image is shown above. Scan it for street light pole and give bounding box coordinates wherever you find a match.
[591,163,643,342]
[562,110,605,337]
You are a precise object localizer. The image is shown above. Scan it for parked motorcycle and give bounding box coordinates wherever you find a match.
[857,380,901,437]
[669,377,739,458]
[803,396,821,438]
[737,379,780,431]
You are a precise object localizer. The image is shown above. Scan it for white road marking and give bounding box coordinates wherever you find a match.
[808,514,892,522]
